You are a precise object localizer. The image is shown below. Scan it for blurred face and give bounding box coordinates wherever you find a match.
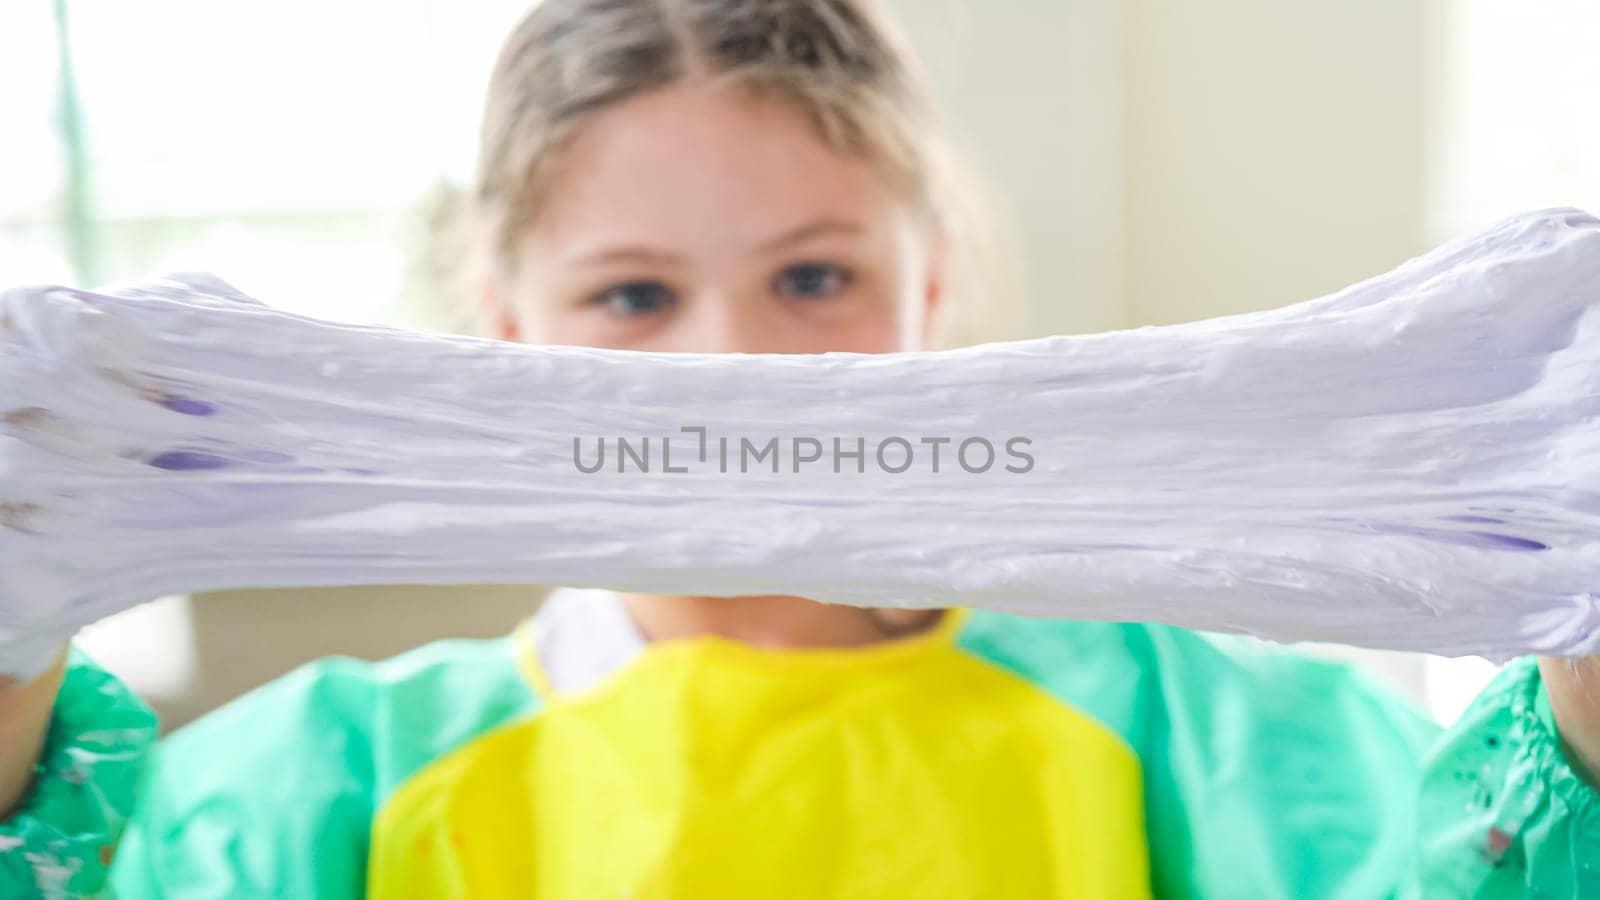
[486,80,942,354]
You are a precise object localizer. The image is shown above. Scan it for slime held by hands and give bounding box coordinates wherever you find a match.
[1,209,1599,679]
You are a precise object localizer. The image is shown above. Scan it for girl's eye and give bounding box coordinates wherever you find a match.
[773,262,853,300]
[590,281,676,317]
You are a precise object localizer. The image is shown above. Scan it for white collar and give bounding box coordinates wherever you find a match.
[526,587,649,695]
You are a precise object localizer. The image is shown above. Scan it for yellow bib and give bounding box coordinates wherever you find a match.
[369,609,1150,898]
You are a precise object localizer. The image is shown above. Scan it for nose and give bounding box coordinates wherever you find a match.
[674,289,797,354]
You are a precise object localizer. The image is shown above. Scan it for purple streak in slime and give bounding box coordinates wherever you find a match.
[147,450,232,471]
[159,395,217,416]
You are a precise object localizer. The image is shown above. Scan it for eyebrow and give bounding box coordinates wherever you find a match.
[756,218,865,253]
[570,245,685,267]
[567,217,866,267]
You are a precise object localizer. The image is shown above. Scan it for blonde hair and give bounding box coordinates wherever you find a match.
[414,0,1018,347]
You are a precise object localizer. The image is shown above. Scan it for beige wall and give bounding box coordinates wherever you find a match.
[891,0,1429,330]
[1123,0,1427,325]
[90,1,1440,728]
[80,586,545,730]
[887,0,1129,337]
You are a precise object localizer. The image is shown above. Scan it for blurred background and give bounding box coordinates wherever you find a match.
[3,0,1597,729]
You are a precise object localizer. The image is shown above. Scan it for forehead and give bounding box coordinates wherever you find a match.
[526,81,906,254]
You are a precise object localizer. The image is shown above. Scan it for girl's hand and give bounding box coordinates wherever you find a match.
[1539,655,1600,789]
[0,643,67,819]
[0,273,260,681]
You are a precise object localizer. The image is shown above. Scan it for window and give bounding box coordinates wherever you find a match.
[1,0,530,325]
[4,0,532,707]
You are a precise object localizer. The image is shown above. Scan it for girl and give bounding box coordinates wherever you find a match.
[4,1,1598,897]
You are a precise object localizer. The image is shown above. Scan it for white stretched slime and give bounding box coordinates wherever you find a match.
[2,208,1598,679]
